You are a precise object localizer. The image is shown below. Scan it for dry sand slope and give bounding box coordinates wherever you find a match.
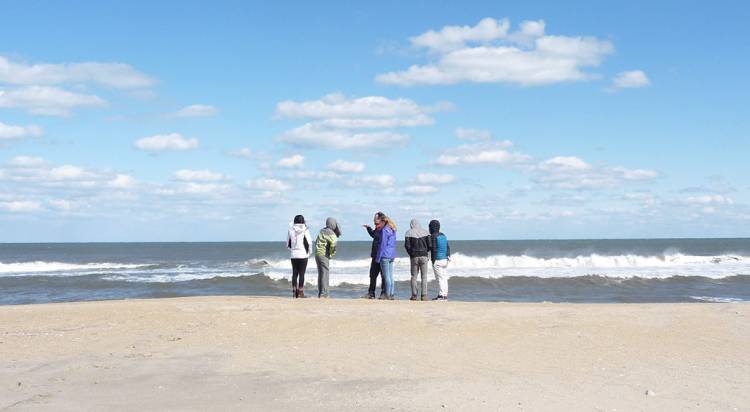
[0,297,748,411]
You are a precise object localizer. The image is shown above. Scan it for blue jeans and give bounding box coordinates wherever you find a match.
[380,258,394,297]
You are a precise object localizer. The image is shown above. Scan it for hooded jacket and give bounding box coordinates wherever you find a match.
[315,217,341,258]
[287,222,312,259]
[376,225,396,263]
[404,219,430,258]
[428,219,451,263]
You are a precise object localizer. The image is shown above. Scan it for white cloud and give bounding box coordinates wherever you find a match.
[1,200,42,212]
[435,140,529,166]
[0,121,43,139]
[358,174,396,187]
[405,185,438,194]
[134,133,198,152]
[416,173,456,184]
[227,148,254,159]
[276,93,439,120]
[455,127,492,141]
[275,93,448,150]
[173,104,218,117]
[0,86,106,116]
[538,156,592,171]
[376,18,615,86]
[277,154,305,168]
[327,159,365,173]
[107,174,137,189]
[278,124,408,150]
[684,195,733,205]
[48,199,75,211]
[9,156,46,167]
[174,169,226,182]
[410,17,511,53]
[533,157,658,190]
[0,56,155,89]
[246,178,290,192]
[612,70,650,89]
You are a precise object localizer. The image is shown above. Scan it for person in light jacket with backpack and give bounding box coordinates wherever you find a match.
[287,214,312,298]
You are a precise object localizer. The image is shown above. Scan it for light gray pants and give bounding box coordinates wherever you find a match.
[315,255,330,298]
[410,256,430,297]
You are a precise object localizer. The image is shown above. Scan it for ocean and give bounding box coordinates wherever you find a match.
[1,239,749,305]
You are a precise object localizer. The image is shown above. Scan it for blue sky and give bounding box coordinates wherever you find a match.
[0,0,748,241]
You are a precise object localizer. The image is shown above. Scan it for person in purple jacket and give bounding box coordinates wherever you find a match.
[375,212,397,300]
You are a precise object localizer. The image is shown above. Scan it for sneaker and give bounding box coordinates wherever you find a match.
[421,295,428,301]
[362,294,375,299]
[432,295,447,301]
[387,295,395,300]
[410,295,417,301]
[378,294,387,300]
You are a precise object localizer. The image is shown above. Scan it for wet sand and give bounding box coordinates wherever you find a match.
[1,297,748,411]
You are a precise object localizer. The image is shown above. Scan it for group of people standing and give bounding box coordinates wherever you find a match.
[286,212,451,301]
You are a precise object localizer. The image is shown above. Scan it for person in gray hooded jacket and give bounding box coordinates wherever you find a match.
[404,218,430,301]
[314,217,341,298]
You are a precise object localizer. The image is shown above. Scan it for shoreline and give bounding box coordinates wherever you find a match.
[1,297,748,410]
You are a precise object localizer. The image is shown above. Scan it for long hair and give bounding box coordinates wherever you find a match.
[378,212,397,232]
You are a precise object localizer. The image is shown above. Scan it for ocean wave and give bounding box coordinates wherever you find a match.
[0,261,151,275]
[689,296,746,303]
[256,253,747,271]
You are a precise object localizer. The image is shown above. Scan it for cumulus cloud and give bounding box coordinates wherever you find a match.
[357,174,396,187]
[173,104,218,117]
[435,140,529,166]
[376,18,615,86]
[683,195,733,205]
[612,70,650,89]
[0,86,106,116]
[0,56,155,89]
[107,174,137,189]
[226,148,254,160]
[416,173,456,184]
[275,93,448,150]
[246,178,290,192]
[174,169,226,182]
[277,154,305,168]
[279,124,408,150]
[134,133,198,152]
[0,200,42,212]
[327,159,365,173]
[0,121,43,140]
[455,127,492,141]
[532,156,658,189]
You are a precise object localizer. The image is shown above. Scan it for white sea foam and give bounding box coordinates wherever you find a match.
[690,296,746,303]
[0,261,150,276]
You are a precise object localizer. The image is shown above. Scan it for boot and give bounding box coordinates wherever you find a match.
[293,288,298,298]
[421,294,428,301]
[410,295,417,301]
[298,289,305,298]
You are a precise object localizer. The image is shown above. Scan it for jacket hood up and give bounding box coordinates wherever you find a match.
[323,217,341,238]
[405,219,429,238]
[428,219,441,234]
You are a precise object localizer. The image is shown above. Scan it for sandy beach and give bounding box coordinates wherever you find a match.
[0,297,748,411]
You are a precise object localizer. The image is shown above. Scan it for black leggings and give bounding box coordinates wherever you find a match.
[368,258,385,296]
[291,258,308,289]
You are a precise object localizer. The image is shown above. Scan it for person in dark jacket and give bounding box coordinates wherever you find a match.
[405,218,430,301]
[429,219,451,300]
[362,212,386,299]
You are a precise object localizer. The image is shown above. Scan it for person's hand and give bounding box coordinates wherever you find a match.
[362,224,371,229]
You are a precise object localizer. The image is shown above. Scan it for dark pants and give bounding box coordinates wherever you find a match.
[291,258,308,289]
[368,258,386,297]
